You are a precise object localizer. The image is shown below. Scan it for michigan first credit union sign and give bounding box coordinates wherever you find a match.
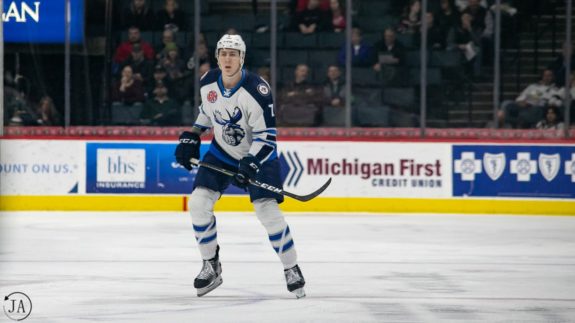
[2,0,84,43]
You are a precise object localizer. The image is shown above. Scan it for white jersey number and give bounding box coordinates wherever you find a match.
[268,104,275,117]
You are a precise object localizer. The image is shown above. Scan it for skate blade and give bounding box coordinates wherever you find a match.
[291,288,306,299]
[197,276,223,297]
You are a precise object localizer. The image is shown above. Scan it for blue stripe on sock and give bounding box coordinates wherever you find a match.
[198,232,217,244]
[194,217,216,232]
[269,226,290,241]
[273,239,294,253]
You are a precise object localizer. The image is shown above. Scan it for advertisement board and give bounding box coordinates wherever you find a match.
[85,142,246,195]
[3,0,84,43]
[453,145,575,199]
[0,140,84,195]
[278,142,452,198]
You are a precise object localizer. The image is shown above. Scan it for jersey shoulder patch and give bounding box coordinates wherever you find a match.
[241,71,273,104]
[200,69,221,87]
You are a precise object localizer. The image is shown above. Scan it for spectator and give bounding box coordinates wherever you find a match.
[257,66,271,83]
[338,27,374,67]
[120,0,155,31]
[423,12,446,50]
[292,0,330,13]
[156,0,187,32]
[113,26,155,64]
[148,65,174,98]
[535,106,564,130]
[552,73,575,109]
[323,65,345,108]
[294,0,330,34]
[160,43,186,81]
[397,0,422,34]
[501,69,561,129]
[373,28,406,84]
[455,0,488,11]
[112,65,146,105]
[548,42,575,88]
[4,73,36,126]
[328,0,346,33]
[484,109,512,129]
[436,0,460,41]
[36,96,61,126]
[155,29,184,61]
[140,82,180,125]
[121,43,154,90]
[462,0,487,32]
[186,42,216,73]
[225,27,239,35]
[277,64,322,126]
[447,13,482,77]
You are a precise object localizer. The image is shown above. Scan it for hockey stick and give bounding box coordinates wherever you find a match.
[190,158,332,202]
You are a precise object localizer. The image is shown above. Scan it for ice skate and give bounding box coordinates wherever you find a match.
[194,246,222,297]
[284,264,306,298]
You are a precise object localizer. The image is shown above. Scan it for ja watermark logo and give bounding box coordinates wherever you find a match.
[3,292,32,321]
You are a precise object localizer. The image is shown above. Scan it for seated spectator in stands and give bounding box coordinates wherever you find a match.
[397,0,422,34]
[323,65,345,108]
[436,0,460,41]
[225,27,239,35]
[36,96,61,126]
[160,43,186,81]
[120,0,155,31]
[462,0,487,33]
[535,106,564,130]
[455,0,488,11]
[4,73,38,126]
[328,0,346,33]
[552,73,575,110]
[257,66,271,83]
[548,42,575,88]
[294,0,330,34]
[155,29,184,61]
[148,65,174,97]
[501,69,561,129]
[373,28,406,85]
[186,42,216,73]
[140,82,179,125]
[112,65,146,105]
[113,26,155,64]
[292,0,330,13]
[121,43,154,90]
[484,109,512,129]
[277,64,322,126]
[447,13,482,77]
[156,0,187,32]
[423,12,447,50]
[338,27,374,67]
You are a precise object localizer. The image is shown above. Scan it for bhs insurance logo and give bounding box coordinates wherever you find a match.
[96,149,146,189]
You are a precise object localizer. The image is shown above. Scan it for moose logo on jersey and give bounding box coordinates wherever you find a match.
[214,107,246,146]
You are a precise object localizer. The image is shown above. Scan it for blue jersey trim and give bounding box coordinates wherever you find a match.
[218,69,246,98]
[208,141,239,167]
[200,69,221,87]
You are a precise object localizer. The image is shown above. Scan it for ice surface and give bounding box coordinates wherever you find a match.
[1,212,575,322]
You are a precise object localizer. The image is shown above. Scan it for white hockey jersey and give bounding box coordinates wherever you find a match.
[194,69,277,166]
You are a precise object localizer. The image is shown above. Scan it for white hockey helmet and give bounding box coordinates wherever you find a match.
[215,34,246,66]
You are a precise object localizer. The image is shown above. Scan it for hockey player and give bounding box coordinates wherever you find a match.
[174,34,306,298]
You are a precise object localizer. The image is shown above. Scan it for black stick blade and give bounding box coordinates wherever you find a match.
[283,178,332,202]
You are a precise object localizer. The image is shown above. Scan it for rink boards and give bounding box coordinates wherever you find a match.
[0,139,574,215]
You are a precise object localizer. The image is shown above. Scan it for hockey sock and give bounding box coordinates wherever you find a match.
[189,187,220,260]
[253,198,298,269]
